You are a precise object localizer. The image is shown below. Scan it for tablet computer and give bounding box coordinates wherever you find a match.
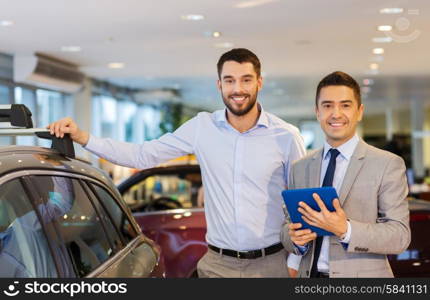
[281,187,338,236]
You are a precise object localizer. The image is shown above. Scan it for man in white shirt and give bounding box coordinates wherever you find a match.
[48,48,306,277]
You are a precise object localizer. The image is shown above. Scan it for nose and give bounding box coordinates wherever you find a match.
[331,105,342,118]
[232,81,245,94]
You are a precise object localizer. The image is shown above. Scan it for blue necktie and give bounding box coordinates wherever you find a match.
[310,148,340,277]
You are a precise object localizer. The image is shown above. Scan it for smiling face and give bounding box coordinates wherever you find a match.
[316,85,364,147]
[217,60,262,117]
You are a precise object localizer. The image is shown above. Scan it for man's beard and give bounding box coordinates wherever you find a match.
[222,88,258,117]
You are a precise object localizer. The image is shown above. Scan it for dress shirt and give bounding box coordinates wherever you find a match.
[85,104,306,251]
[317,134,358,272]
[287,134,358,272]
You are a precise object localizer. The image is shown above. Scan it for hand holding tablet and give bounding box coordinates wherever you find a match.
[282,187,339,236]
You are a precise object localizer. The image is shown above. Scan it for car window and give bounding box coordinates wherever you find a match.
[30,176,116,277]
[88,183,137,244]
[0,179,58,278]
[123,172,203,212]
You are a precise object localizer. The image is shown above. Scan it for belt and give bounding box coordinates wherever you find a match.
[316,272,329,278]
[208,243,284,259]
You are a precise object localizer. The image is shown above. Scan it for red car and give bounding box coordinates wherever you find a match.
[118,165,207,277]
[118,164,430,278]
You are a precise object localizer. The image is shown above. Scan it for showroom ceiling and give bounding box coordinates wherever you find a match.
[0,0,428,116]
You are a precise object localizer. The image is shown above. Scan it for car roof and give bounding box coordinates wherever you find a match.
[0,145,116,191]
[117,164,201,193]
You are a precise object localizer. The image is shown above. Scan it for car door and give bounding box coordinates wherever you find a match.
[24,174,122,278]
[83,181,159,277]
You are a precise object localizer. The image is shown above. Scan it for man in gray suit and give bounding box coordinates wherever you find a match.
[282,71,411,278]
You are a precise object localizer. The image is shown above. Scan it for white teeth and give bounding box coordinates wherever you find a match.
[330,123,344,127]
[232,97,245,101]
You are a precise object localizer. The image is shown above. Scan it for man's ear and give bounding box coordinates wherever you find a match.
[217,79,221,91]
[357,104,364,122]
[315,105,320,121]
[257,76,263,91]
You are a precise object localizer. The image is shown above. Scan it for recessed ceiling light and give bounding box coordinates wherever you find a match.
[378,25,392,32]
[61,46,81,52]
[372,37,392,43]
[108,63,125,69]
[214,42,234,48]
[0,20,14,26]
[363,79,374,86]
[373,48,384,55]
[370,63,379,70]
[181,14,204,21]
[212,31,221,38]
[380,8,403,14]
[235,0,279,8]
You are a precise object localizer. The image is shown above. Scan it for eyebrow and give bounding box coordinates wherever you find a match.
[222,74,255,80]
[320,100,353,105]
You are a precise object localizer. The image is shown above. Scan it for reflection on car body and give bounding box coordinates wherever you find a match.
[119,164,430,278]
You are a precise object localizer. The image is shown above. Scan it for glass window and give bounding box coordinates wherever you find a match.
[141,105,162,140]
[0,84,12,145]
[89,183,137,244]
[0,84,10,104]
[0,179,58,278]
[123,170,203,212]
[36,89,72,147]
[119,101,137,142]
[30,176,115,277]
[79,182,124,249]
[92,95,118,139]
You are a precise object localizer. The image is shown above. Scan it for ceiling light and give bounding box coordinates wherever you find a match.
[61,46,81,52]
[372,37,392,43]
[214,42,234,48]
[181,14,204,21]
[212,31,221,38]
[363,79,374,86]
[235,0,279,8]
[370,63,379,70]
[108,63,125,69]
[0,20,14,26]
[380,8,403,14]
[378,25,392,32]
[373,48,384,55]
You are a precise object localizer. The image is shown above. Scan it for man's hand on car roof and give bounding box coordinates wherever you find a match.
[47,117,89,146]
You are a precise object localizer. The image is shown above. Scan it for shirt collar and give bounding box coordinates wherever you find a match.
[214,103,269,129]
[323,134,359,161]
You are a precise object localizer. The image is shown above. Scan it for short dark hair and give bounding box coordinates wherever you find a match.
[217,48,261,79]
[315,71,361,107]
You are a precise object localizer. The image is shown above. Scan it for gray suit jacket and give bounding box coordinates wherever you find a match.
[281,140,411,277]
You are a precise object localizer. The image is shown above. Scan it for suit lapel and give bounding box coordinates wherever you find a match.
[308,149,323,188]
[338,140,367,205]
